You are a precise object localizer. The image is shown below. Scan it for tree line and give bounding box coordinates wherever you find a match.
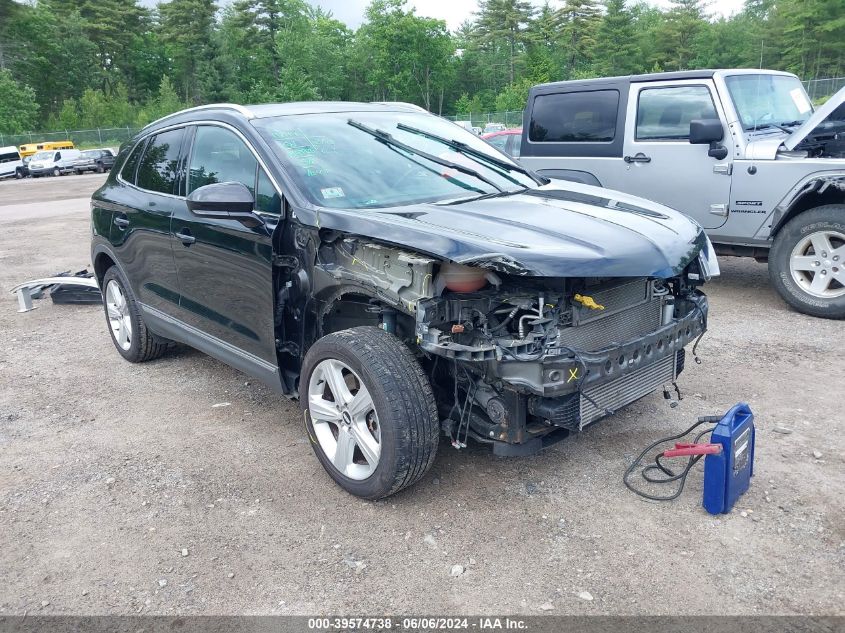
[0,0,843,135]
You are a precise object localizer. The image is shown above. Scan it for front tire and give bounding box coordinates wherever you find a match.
[300,327,439,499]
[769,205,845,319]
[101,266,170,362]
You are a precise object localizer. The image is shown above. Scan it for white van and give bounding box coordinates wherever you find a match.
[27,148,82,177]
[0,146,24,180]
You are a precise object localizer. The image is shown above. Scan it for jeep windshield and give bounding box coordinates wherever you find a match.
[725,74,813,132]
[253,111,537,209]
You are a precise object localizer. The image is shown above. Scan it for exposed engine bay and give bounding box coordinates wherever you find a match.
[314,237,710,455]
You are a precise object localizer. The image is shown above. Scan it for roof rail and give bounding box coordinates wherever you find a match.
[141,103,255,131]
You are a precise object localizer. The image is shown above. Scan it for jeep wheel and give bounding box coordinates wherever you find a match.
[102,266,170,362]
[769,205,845,319]
[300,326,439,499]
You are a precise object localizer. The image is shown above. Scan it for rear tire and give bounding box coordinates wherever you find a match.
[300,327,439,499]
[769,205,845,319]
[101,266,170,362]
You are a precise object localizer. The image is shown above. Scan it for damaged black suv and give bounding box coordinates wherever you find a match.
[91,102,718,499]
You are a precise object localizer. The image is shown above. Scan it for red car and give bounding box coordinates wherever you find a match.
[481,128,522,158]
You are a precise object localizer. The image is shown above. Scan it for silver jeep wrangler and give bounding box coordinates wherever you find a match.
[519,69,845,319]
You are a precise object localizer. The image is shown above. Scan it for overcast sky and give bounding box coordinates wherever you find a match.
[142,0,747,31]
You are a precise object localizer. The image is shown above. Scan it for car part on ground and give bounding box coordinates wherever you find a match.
[10,270,100,312]
[91,101,717,498]
[518,70,845,319]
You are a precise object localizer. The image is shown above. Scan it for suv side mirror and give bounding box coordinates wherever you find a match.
[186,182,259,221]
[689,119,728,160]
[689,119,724,144]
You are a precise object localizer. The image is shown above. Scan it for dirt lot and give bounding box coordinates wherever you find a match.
[0,175,842,616]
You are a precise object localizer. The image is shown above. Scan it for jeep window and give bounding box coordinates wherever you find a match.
[188,125,258,195]
[253,111,535,209]
[636,86,718,140]
[528,90,619,143]
[120,140,145,185]
[725,74,812,131]
[136,128,185,195]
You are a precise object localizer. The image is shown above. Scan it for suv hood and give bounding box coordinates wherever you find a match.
[783,85,845,151]
[306,181,709,278]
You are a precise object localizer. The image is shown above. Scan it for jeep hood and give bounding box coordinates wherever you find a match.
[783,85,845,151]
[304,181,710,278]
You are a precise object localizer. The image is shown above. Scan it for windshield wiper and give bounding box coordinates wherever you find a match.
[438,188,529,205]
[779,120,804,127]
[348,119,504,193]
[747,123,792,133]
[395,122,549,186]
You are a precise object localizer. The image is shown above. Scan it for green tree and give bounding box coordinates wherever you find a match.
[475,0,536,85]
[655,0,707,70]
[0,69,39,134]
[559,0,602,77]
[593,0,639,76]
[158,0,220,104]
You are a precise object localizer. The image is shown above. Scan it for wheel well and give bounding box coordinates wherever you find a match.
[775,185,844,235]
[321,292,381,336]
[94,252,116,287]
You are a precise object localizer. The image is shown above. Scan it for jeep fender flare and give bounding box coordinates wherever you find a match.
[768,171,845,236]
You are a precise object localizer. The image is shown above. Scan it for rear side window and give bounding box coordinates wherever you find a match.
[137,128,185,195]
[636,86,718,140]
[188,125,258,195]
[529,90,619,142]
[121,141,145,184]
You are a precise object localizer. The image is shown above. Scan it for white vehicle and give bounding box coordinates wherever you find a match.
[0,146,24,180]
[27,148,82,177]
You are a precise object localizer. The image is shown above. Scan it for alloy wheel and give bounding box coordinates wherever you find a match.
[105,279,133,351]
[307,359,381,480]
[789,230,845,299]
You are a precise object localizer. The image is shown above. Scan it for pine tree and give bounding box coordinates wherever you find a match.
[593,0,638,76]
[559,0,602,77]
[475,0,536,85]
[159,0,219,104]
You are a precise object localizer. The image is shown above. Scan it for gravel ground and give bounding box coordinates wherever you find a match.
[0,175,842,616]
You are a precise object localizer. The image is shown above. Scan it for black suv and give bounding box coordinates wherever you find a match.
[91,102,717,498]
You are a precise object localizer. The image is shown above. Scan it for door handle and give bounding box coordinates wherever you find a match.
[113,216,129,229]
[175,229,196,245]
[624,153,651,164]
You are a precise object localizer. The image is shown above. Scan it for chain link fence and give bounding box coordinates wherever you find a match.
[443,110,524,129]
[802,77,845,102]
[0,127,140,150]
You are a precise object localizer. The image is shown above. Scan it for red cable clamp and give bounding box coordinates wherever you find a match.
[662,442,723,458]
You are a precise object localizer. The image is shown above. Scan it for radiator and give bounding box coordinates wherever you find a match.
[558,298,663,352]
[579,353,676,429]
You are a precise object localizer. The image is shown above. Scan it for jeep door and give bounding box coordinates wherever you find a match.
[608,80,732,230]
[108,128,187,316]
[170,123,281,370]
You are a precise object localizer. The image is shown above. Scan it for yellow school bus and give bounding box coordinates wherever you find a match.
[19,140,75,158]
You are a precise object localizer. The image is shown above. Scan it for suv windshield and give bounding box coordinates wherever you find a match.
[726,74,813,131]
[253,111,536,209]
